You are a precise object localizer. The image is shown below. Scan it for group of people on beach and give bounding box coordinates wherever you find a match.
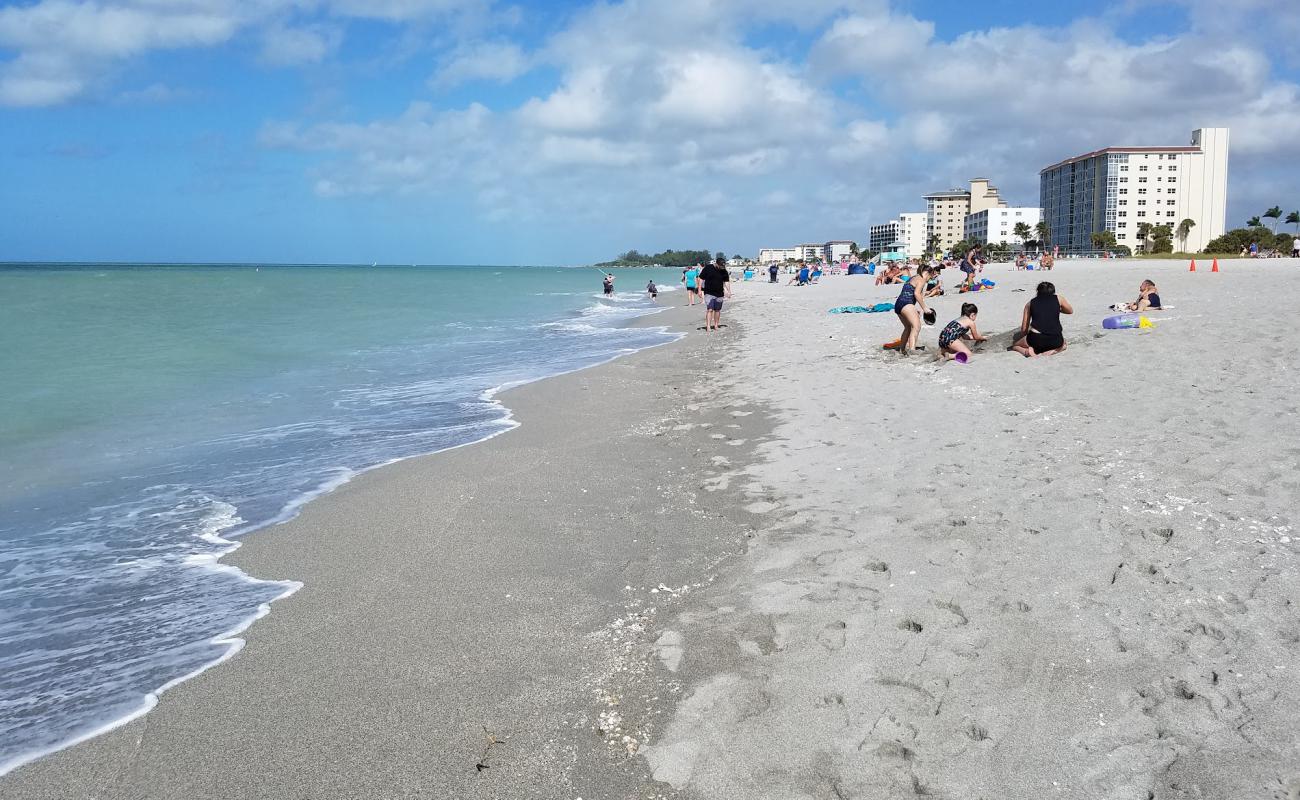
[890,262,1163,361]
[890,263,1074,360]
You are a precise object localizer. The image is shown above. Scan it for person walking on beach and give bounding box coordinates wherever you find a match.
[699,255,732,332]
[893,264,936,356]
[1012,281,1073,357]
[768,263,779,283]
[683,265,700,306]
[1293,238,1299,258]
[602,272,615,296]
[646,280,658,301]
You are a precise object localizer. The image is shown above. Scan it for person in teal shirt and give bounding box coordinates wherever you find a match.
[683,265,700,306]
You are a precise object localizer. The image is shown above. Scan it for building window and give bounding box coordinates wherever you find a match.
[1119,166,1128,172]
[1138,200,1147,206]
[1119,188,1128,195]
[1167,212,1176,217]
[1139,166,1148,172]
[1118,212,1127,217]
[1119,200,1127,206]
[1168,166,1177,172]
[1138,177,1148,183]
[1168,177,1177,183]
[1138,212,1147,217]
[1167,189,1176,194]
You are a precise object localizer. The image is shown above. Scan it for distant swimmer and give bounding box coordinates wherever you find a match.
[646,280,658,301]
[603,272,615,296]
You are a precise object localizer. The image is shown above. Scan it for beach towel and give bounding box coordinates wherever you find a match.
[828,303,894,314]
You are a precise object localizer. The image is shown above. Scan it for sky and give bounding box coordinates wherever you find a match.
[1,0,1297,265]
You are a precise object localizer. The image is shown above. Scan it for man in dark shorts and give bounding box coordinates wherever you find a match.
[602,273,614,295]
[768,263,779,283]
[699,255,733,332]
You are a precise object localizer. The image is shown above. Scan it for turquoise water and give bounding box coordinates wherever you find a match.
[0,263,680,774]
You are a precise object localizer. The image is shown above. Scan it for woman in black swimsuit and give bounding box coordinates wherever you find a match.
[893,264,936,356]
[1012,281,1074,357]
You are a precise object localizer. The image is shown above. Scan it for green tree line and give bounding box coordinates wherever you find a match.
[597,249,723,267]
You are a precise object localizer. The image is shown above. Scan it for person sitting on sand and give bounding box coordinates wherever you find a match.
[810,265,823,283]
[1012,281,1074,357]
[874,264,898,286]
[789,264,811,286]
[894,264,937,356]
[1040,252,1054,271]
[1015,253,1027,270]
[924,274,944,298]
[1124,279,1162,311]
[646,280,658,301]
[939,302,988,361]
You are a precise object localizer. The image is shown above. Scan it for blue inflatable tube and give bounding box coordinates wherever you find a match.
[1102,314,1145,329]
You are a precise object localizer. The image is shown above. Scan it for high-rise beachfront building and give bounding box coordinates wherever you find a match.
[924,179,1008,254]
[869,213,927,258]
[964,207,1042,246]
[1039,128,1228,253]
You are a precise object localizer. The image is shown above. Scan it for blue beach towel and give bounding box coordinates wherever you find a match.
[828,303,894,314]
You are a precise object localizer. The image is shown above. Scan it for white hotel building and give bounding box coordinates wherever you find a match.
[964,207,1041,246]
[1040,128,1228,253]
[758,240,861,264]
[868,212,927,258]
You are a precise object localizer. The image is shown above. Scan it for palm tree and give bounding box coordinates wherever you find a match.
[1287,211,1300,233]
[1247,216,1262,228]
[1176,218,1196,252]
[1264,206,1283,232]
[1136,221,1153,252]
[1013,222,1032,245]
[1034,220,1050,247]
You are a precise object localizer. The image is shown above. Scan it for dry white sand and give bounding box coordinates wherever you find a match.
[644,259,1300,799]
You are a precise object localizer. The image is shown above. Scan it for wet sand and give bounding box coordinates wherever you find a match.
[2,302,769,799]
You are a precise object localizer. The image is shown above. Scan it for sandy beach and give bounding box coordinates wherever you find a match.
[7,259,1300,799]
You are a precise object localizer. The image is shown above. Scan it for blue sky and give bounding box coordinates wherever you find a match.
[1,0,1297,264]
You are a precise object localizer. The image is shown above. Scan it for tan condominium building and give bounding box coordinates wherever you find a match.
[924,178,1008,254]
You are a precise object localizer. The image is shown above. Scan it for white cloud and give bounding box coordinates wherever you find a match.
[0,0,494,106]
[430,39,528,87]
[259,24,342,66]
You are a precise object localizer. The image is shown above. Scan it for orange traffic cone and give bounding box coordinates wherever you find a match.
[1211,258,1219,273]
[1189,258,1197,272]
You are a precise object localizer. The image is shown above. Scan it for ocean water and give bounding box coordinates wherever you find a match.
[0,263,681,775]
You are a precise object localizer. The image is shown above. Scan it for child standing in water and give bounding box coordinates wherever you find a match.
[938,302,988,361]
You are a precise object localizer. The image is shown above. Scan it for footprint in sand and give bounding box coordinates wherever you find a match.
[817,620,847,651]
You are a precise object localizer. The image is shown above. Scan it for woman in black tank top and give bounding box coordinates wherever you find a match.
[1012,281,1073,357]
